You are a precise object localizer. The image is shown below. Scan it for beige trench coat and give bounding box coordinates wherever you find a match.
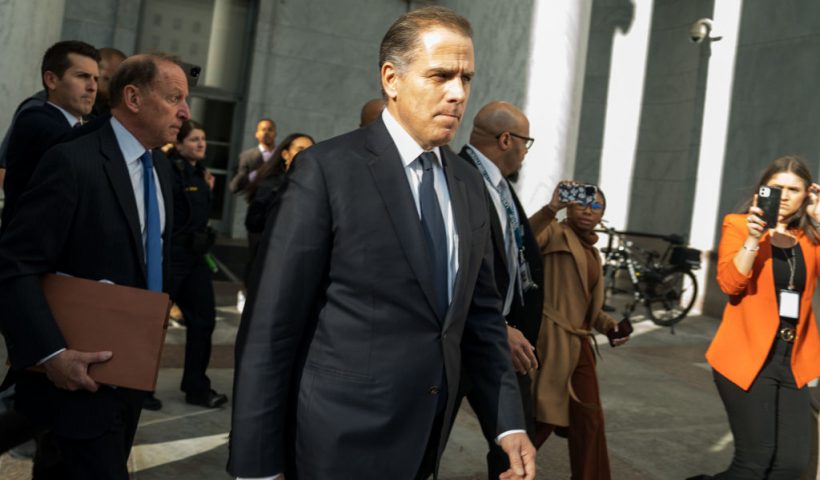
[528,206,617,426]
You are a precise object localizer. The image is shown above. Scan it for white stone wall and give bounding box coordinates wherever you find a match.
[0,0,66,137]
[60,0,142,53]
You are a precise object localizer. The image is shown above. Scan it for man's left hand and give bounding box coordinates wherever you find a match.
[507,326,538,374]
[498,432,536,480]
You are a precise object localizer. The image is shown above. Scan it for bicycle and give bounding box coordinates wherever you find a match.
[598,222,701,328]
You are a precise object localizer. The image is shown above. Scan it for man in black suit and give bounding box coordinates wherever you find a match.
[0,53,190,479]
[229,118,277,193]
[92,47,127,118]
[228,6,535,480]
[456,101,544,479]
[1,40,100,230]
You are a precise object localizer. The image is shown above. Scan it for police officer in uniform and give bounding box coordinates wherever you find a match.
[168,119,228,408]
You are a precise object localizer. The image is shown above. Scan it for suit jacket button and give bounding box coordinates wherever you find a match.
[429,386,440,395]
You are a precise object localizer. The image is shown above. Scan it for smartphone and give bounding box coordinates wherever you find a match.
[559,183,598,206]
[757,185,781,227]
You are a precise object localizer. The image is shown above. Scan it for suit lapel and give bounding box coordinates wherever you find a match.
[153,150,173,237]
[365,120,441,324]
[443,148,471,330]
[488,197,508,271]
[100,124,146,281]
[459,147,508,270]
[153,150,174,285]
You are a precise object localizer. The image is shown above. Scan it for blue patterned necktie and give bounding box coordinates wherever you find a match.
[140,151,162,292]
[418,151,448,318]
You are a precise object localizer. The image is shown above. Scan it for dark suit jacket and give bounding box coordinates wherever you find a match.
[229,146,263,193]
[459,146,544,346]
[0,121,173,437]
[228,118,524,478]
[2,103,76,229]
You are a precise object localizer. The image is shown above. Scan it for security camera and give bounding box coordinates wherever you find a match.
[689,18,721,43]
[181,61,201,87]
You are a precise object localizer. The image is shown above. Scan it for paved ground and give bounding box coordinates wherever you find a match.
[2,280,819,479]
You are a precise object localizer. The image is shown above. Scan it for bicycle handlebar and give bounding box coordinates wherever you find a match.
[595,226,686,245]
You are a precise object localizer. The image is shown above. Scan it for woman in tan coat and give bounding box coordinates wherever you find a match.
[528,182,629,480]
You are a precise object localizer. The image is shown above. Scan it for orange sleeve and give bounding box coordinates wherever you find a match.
[716,214,753,296]
[816,242,820,277]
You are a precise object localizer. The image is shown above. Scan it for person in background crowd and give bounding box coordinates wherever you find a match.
[167,119,228,409]
[360,98,385,127]
[452,100,543,479]
[0,52,190,480]
[528,182,628,480]
[688,155,820,480]
[229,118,277,194]
[243,132,314,284]
[0,46,126,190]
[1,40,99,232]
[92,47,126,117]
[228,6,535,479]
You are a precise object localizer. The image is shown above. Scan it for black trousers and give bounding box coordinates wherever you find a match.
[713,339,811,480]
[170,253,216,395]
[452,372,535,480]
[14,377,145,480]
[415,411,446,480]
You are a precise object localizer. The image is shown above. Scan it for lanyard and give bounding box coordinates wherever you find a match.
[775,245,797,291]
[464,147,524,250]
[464,147,539,296]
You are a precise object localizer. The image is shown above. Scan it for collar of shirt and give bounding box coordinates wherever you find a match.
[258,144,274,163]
[110,116,166,240]
[47,101,80,128]
[111,116,149,164]
[466,144,504,189]
[381,109,443,168]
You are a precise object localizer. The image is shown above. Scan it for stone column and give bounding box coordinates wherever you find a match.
[517,0,593,215]
[0,0,66,135]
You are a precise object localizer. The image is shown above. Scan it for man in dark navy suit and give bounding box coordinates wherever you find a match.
[0,53,190,479]
[1,40,100,230]
[456,101,544,479]
[228,6,536,480]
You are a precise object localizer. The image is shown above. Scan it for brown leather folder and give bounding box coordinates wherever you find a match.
[40,274,171,392]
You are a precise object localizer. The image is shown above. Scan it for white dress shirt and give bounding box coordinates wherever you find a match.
[46,101,81,128]
[382,108,458,301]
[110,117,166,244]
[259,144,274,163]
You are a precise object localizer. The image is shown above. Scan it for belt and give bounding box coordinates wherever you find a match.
[778,327,796,343]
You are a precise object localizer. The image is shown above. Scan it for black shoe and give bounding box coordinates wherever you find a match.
[143,394,163,411]
[685,475,713,480]
[185,389,228,408]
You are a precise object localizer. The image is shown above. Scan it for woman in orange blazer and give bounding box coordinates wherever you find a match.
[695,156,820,480]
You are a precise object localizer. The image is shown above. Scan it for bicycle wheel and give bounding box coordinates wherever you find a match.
[644,269,697,327]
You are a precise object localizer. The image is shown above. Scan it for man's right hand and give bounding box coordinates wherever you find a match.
[507,326,538,374]
[42,349,112,392]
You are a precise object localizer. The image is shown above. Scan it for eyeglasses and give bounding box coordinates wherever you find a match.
[496,132,535,150]
[573,201,604,211]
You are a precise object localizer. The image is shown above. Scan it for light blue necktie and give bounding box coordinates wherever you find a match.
[140,151,162,292]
